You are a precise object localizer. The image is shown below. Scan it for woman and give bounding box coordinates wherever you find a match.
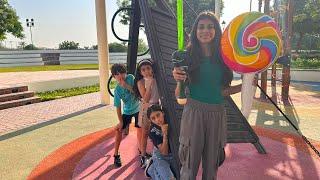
[172,11,241,179]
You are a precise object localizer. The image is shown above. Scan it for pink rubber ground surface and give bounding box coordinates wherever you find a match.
[72,131,320,180]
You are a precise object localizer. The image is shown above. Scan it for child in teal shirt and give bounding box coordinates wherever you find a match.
[111,64,142,167]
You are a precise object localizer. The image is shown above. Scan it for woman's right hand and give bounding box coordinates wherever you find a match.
[172,67,187,81]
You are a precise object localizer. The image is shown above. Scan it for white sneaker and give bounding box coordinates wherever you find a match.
[140,155,148,168]
[144,158,153,177]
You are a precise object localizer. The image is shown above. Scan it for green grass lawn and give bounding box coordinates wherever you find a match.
[36,81,117,101]
[36,84,100,101]
[0,64,99,73]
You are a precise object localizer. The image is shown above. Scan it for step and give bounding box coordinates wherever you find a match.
[0,91,35,102]
[0,97,41,110]
[0,85,28,95]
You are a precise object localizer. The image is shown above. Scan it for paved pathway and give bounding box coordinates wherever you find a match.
[0,70,102,136]
[232,80,320,141]
[0,92,110,136]
[0,70,99,87]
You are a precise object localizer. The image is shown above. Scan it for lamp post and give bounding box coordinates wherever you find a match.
[26,18,34,46]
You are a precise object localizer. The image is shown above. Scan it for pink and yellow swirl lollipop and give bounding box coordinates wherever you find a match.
[220,12,282,74]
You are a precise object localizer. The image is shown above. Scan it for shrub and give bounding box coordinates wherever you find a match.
[59,41,79,50]
[291,58,320,69]
[24,44,38,50]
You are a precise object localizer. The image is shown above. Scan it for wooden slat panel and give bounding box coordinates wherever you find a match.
[158,39,177,50]
[152,12,176,26]
[160,46,176,56]
[153,19,176,31]
[155,26,178,39]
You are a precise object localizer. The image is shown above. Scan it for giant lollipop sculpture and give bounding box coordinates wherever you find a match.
[221,12,282,118]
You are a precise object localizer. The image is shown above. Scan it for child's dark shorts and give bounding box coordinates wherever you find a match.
[122,112,140,129]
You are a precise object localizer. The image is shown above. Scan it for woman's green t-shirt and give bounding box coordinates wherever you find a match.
[188,57,224,104]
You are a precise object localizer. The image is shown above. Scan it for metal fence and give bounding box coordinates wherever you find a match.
[0,50,151,67]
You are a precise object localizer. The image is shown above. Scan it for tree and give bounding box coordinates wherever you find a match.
[116,0,131,25]
[138,38,148,53]
[0,43,8,50]
[293,0,320,50]
[18,41,26,49]
[116,0,224,33]
[58,41,80,50]
[166,0,224,32]
[24,44,38,50]
[0,0,24,40]
[91,45,98,49]
[109,42,127,52]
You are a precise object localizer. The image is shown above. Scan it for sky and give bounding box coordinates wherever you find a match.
[5,0,259,49]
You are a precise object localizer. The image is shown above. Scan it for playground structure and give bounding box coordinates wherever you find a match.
[110,0,268,176]
[106,0,320,177]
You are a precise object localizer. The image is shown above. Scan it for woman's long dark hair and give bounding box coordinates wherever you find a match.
[133,59,154,99]
[187,11,233,88]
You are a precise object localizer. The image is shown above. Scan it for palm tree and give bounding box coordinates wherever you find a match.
[260,0,270,99]
[258,0,262,12]
[281,0,293,103]
[271,0,280,88]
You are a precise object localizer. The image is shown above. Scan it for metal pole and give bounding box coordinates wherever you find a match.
[126,0,141,74]
[250,0,252,12]
[26,18,35,47]
[30,26,34,46]
[95,0,110,104]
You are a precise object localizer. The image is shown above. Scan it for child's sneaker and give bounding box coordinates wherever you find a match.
[145,152,152,159]
[140,155,149,168]
[144,158,153,177]
[114,154,122,167]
